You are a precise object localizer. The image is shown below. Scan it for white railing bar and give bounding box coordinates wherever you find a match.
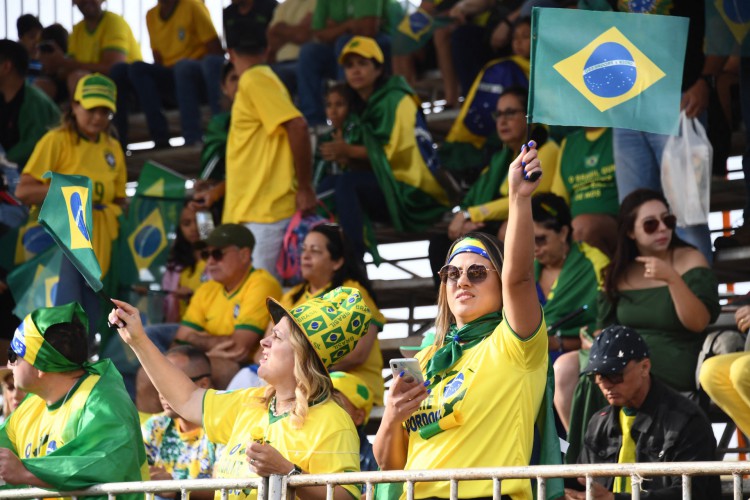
[449,478,458,500]
[493,477,501,500]
[220,488,228,500]
[631,475,641,500]
[405,480,414,500]
[325,483,334,500]
[682,475,691,500]
[586,475,593,500]
[365,482,374,500]
[536,476,545,500]
[733,473,742,500]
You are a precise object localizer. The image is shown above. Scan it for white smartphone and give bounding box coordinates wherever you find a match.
[390,358,424,384]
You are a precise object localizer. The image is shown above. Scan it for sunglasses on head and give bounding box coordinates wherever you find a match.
[200,248,230,261]
[588,371,625,385]
[7,348,17,365]
[438,264,497,284]
[642,214,677,234]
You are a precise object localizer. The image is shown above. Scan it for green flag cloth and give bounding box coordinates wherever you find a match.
[705,1,750,56]
[7,246,63,319]
[119,161,186,289]
[200,112,230,180]
[392,8,453,55]
[37,172,103,293]
[461,148,513,208]
[534,360,564,500]
[0,359,148,498]
[528,8,687,135]
[351,76,448,233]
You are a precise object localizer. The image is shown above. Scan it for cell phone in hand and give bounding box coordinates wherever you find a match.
[390,358,424,384]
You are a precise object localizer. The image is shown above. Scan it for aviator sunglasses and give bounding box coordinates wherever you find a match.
[438,264,498,284]
[587,372,625,385]
[7,348,17,365]
[642,214,677,234]
[200,248,231,261]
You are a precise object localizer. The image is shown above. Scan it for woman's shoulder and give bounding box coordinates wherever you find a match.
[672,246,710,275]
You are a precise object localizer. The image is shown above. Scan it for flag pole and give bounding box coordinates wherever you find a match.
[524,119,541,182]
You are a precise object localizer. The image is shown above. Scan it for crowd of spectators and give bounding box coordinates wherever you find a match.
[0,0,748,498]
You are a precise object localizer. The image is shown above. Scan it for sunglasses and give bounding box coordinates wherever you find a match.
[199,247,231,261]
[7,348,17,366]
[491,108,525,120]
[588,372,625,385]
[534,235,547,246]
[642,214,677,234]
[438,264,498,284]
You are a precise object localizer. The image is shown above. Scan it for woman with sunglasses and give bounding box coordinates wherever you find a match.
[375,142,549,500]
[15,73,126,339]
[562,188,720,463]
[275,224,387,404]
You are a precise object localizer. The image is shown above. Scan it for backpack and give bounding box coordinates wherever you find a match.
[276,208,333,284]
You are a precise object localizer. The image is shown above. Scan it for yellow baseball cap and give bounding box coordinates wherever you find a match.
[74,73,117,112]
[338,36,384,65]
[330,371,374,423]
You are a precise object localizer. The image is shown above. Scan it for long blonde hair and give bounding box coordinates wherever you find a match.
[433,232,505,346]
[263,322,333,429]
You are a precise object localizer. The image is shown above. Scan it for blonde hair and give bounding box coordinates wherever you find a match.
[263,321,333,428]
[433,232,505,346]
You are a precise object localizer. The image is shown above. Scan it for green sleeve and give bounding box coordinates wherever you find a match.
[9,86,61,167]
[595,290,617,330]
[312,0,329,30]
[353,0,382,18]
[682,267,721,324]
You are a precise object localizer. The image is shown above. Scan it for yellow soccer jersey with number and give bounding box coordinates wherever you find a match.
[203,387,361,500]
[405,314,548,500]
[22,128,126,277]
[69,11,142,63]
[146,0,219,67]
[181,267,282,337]
[223,66,301,225]
[281,280,386,404]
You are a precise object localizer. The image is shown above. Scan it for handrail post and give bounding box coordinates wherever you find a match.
[681,475,691,500]
[268,474,285,500]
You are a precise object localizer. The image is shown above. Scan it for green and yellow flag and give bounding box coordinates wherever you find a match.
[37,172,103,293]
[528,8,687,135]
[705,0,750,56]
[7,246,63,320]
[392,8,453,55]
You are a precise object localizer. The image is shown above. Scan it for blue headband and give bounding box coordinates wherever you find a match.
[448,244,490,263]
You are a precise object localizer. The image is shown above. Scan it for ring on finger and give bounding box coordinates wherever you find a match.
[250,458,256,465]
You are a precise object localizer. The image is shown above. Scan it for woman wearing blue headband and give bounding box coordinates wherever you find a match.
[375,142,556,500]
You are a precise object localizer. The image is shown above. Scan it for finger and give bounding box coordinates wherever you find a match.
[111,299,137,315]
[634,256,650,264]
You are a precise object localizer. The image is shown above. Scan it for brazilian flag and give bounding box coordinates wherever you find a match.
[37,172,103,293]
[392,8,453,55]
[706,0,750,56]
[7,246,63,320]
[118,161,185,292]
[528,8,687,135]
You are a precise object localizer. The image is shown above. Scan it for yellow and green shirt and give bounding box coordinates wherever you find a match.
[203,387,360,500]
[146,0,219,68]
[142,415,217,479]
[405,314,548,500]
[68,11,142,64]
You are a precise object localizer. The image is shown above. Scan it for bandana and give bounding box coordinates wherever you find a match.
[448,237,491,263]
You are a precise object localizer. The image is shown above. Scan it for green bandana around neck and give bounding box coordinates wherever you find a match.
[424,311,502,382]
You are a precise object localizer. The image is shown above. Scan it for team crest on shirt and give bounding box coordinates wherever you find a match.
[104,151,116,168]
[233,304,240,319]
[178,27,186,41]
[585,155,599,168]
[46,441,58,453]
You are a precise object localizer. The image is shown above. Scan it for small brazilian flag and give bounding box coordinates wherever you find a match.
[37,172,103,293]
[392,8,452,55]
[705,0,750,56]
[7,246,63,320]
[528,8,688,135]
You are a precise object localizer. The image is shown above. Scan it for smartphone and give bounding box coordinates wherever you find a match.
[390,358,424,384]
[195,210,215,241]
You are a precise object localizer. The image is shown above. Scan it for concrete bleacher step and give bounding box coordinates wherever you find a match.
[714,246,750,284]
[711,178,747,213]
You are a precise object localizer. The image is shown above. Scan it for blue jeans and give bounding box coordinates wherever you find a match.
[297,34,391,126]
[109,62,134,147]
[271,59,299,98]
[613,128,713,261]
[128,55,224,144]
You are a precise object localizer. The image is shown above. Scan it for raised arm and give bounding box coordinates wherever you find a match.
[109,299,206,425]
[502,142,543,338]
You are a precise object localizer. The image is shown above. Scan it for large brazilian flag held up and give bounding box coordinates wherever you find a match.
[37,172,103,293]
[528,8,688,135]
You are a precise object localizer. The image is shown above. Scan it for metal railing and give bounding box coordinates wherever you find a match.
[2,461,749,500]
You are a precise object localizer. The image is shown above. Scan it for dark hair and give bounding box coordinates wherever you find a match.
[603,188,692,302]
[531,193,572,241]
[167,201,200,273]
[166,345,212,375]
[326,82,352,103]
[291,223,377,304]
[513,16,531,30]
[0,39,29,76]
[16,14,42,38]
[496,86,549,146]
[344,57,391,115]
[44,316,88,367]
[41,24,68,53]
[221,60,235,83]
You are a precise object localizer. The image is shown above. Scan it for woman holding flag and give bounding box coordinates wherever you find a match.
[15,73,126,337]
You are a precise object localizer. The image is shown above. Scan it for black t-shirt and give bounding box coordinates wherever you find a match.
[0,84,25,155]
[223,0,279,50]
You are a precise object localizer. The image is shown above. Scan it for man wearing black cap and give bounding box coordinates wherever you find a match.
[134,224,282,411]
[565,325,720,500]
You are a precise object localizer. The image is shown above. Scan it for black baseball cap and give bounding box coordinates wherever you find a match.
[583,325,650,375]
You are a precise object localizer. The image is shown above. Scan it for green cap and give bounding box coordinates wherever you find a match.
[205,224,255,249]
[74,73,117,112]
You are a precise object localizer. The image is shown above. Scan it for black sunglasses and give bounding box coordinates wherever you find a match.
[200,248,230,261]
[438,264,498,284]
[491,108,525,120]
[588,372,625,385]
[642,214,677,234]
[534,235,548,246]
[7,348,17,365]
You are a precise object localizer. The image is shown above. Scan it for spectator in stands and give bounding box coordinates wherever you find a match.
[278,223,386,404]
[198,61,238,189]
[297,0,391,126]
[0,39,60,231]
[15,73,126,339]
[330,371,378,474]
[551,128,618,256]
[611,1,723,261]
[429,86,558,280]
[0,368,25,423]
[143,346,217,498]
[116,0,225,148]
[15,14,42,80]
[562,189,720,464]
[374,144,549,500]
[33,24,69,104]
[0,302,147,492]
[136,223,281,412]
[566,325,720,500]
[266,0,316,96]
[38,0,141,96]
[195,22,316,280]
[315,83,353,187]
[319,37,449,260]
[698,304,750,436]
[110,286,370,497]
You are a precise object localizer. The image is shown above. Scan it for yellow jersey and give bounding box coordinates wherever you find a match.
[146,0,219,67]
[68,11,142,63]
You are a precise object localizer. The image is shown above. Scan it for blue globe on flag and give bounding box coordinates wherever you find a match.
[69,192,91,241]
[723,0,750,23]
[133,225,162,258]
[583,42,637,98]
